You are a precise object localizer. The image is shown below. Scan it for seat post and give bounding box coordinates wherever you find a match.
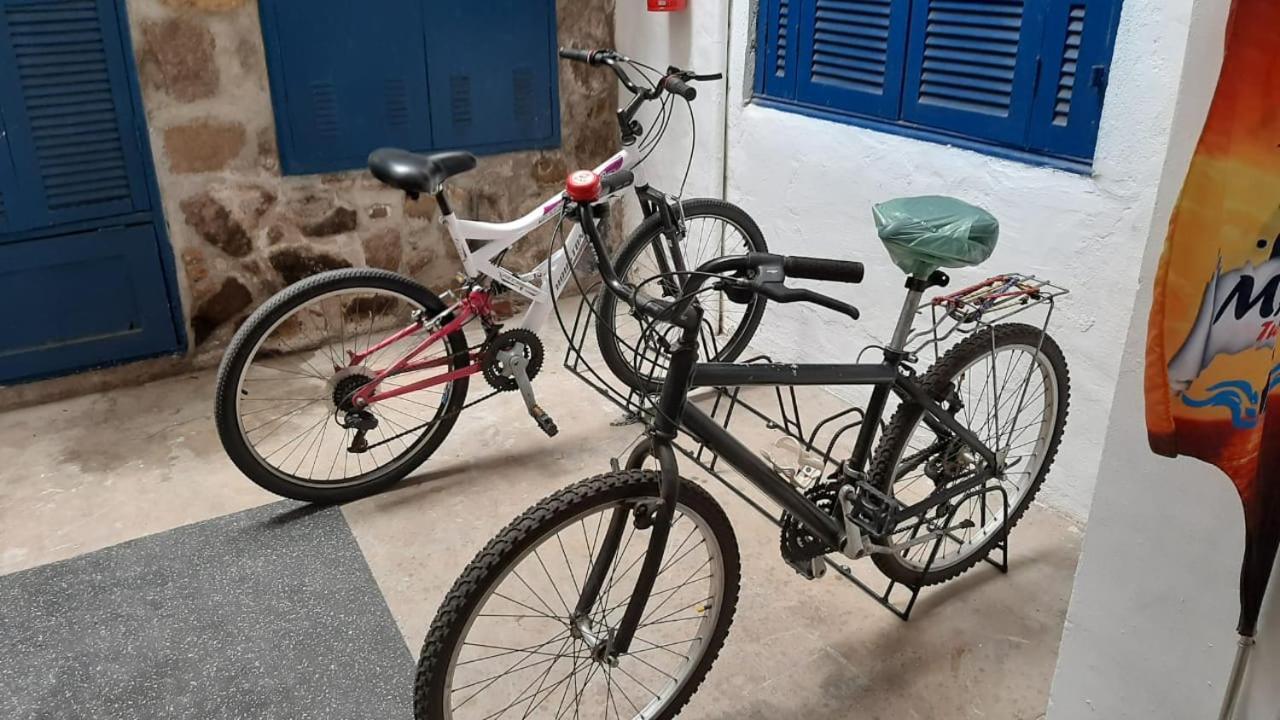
[433,189,453,216]
[887,277,927,354]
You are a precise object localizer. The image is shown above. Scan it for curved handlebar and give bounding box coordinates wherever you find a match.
[573,203,864,331]
[659,75,696,101]
[783,256,865,284]
[558,46,712,100]
[557,47,598,64]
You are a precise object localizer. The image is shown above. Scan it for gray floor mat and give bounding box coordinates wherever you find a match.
[0,501,413,719]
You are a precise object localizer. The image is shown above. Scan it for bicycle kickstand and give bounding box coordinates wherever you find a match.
[497,344,559,437]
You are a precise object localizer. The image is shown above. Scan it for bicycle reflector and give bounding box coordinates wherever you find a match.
[565,170,601,202]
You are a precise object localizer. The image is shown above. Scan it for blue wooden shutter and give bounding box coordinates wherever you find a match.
[0,0,149,232]
[423,0,558,152]
[757,0,801,99]
[900,0,1046,147]
[1027,0,1119,159]
[792,0,909,118]
[261,0,433,174]
[0,224,179,380]
[0,0,181,380]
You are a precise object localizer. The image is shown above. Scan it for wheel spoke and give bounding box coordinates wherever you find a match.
[884,336,1061,575]
[228,285,463,488]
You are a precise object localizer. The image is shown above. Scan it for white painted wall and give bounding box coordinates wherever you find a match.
[617,1,1280,715]
[617,0,1280,716]
[614,2,729,204]
[1048,0,1280,715]
[617,0,1194,521]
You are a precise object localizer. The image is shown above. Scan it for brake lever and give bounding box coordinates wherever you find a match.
[690,72,723,81]
[756,284,861,320]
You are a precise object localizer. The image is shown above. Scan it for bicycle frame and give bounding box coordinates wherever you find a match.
[673,362,1000,545]
[446,149,633,333]
[567,205,1007,656]
[581,349,1005,647]
[348,148,674,408]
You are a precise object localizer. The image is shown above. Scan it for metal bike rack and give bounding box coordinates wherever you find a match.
[560,273,1065,621]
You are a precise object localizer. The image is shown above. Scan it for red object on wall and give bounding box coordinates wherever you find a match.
[648,0,686,11]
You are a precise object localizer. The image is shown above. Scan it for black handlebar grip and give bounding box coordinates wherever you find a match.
[558,47,595,63]
[600,170,634,194]
[782,256,865,284]
[661,76,697,101]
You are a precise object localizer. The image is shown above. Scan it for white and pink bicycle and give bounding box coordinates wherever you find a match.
[214,50,768,502]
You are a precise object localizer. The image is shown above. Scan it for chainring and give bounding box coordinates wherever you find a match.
[780,481,844,566]
[482,328,545,392]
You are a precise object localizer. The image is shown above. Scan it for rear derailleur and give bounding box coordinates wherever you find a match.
[340,409,378,453]
[331,370,379,453]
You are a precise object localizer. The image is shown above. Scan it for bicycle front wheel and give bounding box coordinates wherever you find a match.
[415,470,740,720]
[868,323,1070,587]
[595,198,767,393]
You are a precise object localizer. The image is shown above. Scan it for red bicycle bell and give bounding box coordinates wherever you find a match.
[565,170,602,203]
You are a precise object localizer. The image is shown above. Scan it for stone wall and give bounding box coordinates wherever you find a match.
[128,0,617,354]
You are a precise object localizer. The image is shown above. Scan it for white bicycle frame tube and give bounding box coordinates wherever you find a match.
[439,149,641,331]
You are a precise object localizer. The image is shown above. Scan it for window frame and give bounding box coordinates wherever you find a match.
[752,0,1123,174]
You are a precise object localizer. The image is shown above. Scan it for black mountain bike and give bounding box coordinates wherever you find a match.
[413,195,1070,719]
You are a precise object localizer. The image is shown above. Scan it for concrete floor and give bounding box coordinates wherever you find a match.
[0,326,1082,719]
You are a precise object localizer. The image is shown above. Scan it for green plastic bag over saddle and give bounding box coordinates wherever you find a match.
[872,196,1000,277]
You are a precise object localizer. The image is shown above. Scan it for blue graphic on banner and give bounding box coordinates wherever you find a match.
[1182,363,1280,429]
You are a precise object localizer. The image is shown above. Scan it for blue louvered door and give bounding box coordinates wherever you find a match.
[900,0,1046,146]
[423,0,558,152]
[261,0,433,174]
[0,0,181,382]
[0,0,149,230]
[793,0,910,118]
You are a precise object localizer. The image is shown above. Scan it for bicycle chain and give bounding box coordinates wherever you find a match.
[360,388,502,451]
[357,336,499,452]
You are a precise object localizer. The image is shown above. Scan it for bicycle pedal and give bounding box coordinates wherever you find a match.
[783,556,827,581]
[531,405,559,437]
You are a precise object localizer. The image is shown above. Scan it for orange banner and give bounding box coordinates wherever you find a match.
[1144,0,1280,635]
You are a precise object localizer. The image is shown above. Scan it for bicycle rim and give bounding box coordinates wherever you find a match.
[232,287,455,488]
[441,501,727,720]
[885,342,1059,572]
[610,215,756,375]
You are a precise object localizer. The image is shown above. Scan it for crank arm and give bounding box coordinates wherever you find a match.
[498,345,558,437]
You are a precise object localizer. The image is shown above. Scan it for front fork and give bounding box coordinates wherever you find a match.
[635,185,688,295]
[571,438,681,659]
[570,316,698,659]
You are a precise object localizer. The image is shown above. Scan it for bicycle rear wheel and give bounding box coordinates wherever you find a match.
[868,323,1070,586]
[415,470,740,720]
[214,269,470,503]
[595,199,767,393]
